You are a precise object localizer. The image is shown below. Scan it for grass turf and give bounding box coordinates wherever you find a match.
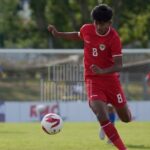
[0,122,150,150]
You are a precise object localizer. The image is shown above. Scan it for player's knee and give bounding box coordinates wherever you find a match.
[96,112,109,123]
[121,119,130,123]
[120,116,131,123]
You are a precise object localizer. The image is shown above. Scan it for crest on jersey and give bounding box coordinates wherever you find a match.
[99,44,106,51]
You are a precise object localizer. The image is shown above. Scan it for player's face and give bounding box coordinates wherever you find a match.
[94,20,111,35]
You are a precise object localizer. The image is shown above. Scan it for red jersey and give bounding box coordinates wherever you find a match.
[79,24,122,77]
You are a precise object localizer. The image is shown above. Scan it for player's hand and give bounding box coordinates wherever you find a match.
[90,64,104,74]
[47,25,58,37]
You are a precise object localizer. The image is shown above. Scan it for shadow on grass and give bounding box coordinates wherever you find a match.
[127,144,150,149]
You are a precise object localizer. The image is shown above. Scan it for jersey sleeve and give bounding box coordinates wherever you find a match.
[78,24,86,40]
[78,31,83,39]
[111,35,122,57]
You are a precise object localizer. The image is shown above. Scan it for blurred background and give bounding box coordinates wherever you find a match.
[0,0,150,122]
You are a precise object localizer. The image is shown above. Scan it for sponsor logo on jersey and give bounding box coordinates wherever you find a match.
[99,44,106,51]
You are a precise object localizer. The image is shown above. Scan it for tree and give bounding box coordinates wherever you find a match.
[0,0,150,48]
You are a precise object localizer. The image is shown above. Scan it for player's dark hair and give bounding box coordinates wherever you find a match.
[91,4,113,22]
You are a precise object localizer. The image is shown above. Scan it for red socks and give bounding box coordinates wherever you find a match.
[101,120,127,150]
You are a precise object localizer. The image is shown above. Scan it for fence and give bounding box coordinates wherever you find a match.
[0,49,150,101]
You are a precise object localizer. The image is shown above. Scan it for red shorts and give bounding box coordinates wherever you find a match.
[85,76,127,108]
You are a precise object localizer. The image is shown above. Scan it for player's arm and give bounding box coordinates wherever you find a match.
[48,25,81,41]
[91,56,122,74]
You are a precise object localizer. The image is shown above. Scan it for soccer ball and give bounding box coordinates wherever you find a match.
[41,113,63,135]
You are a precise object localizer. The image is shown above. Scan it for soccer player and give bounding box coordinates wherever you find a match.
[145,72,150,86]
[48,4,132,150]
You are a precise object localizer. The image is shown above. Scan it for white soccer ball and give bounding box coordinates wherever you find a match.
[41,113,63,135]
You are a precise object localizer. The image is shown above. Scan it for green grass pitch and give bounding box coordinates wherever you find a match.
[0,122,150,150]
